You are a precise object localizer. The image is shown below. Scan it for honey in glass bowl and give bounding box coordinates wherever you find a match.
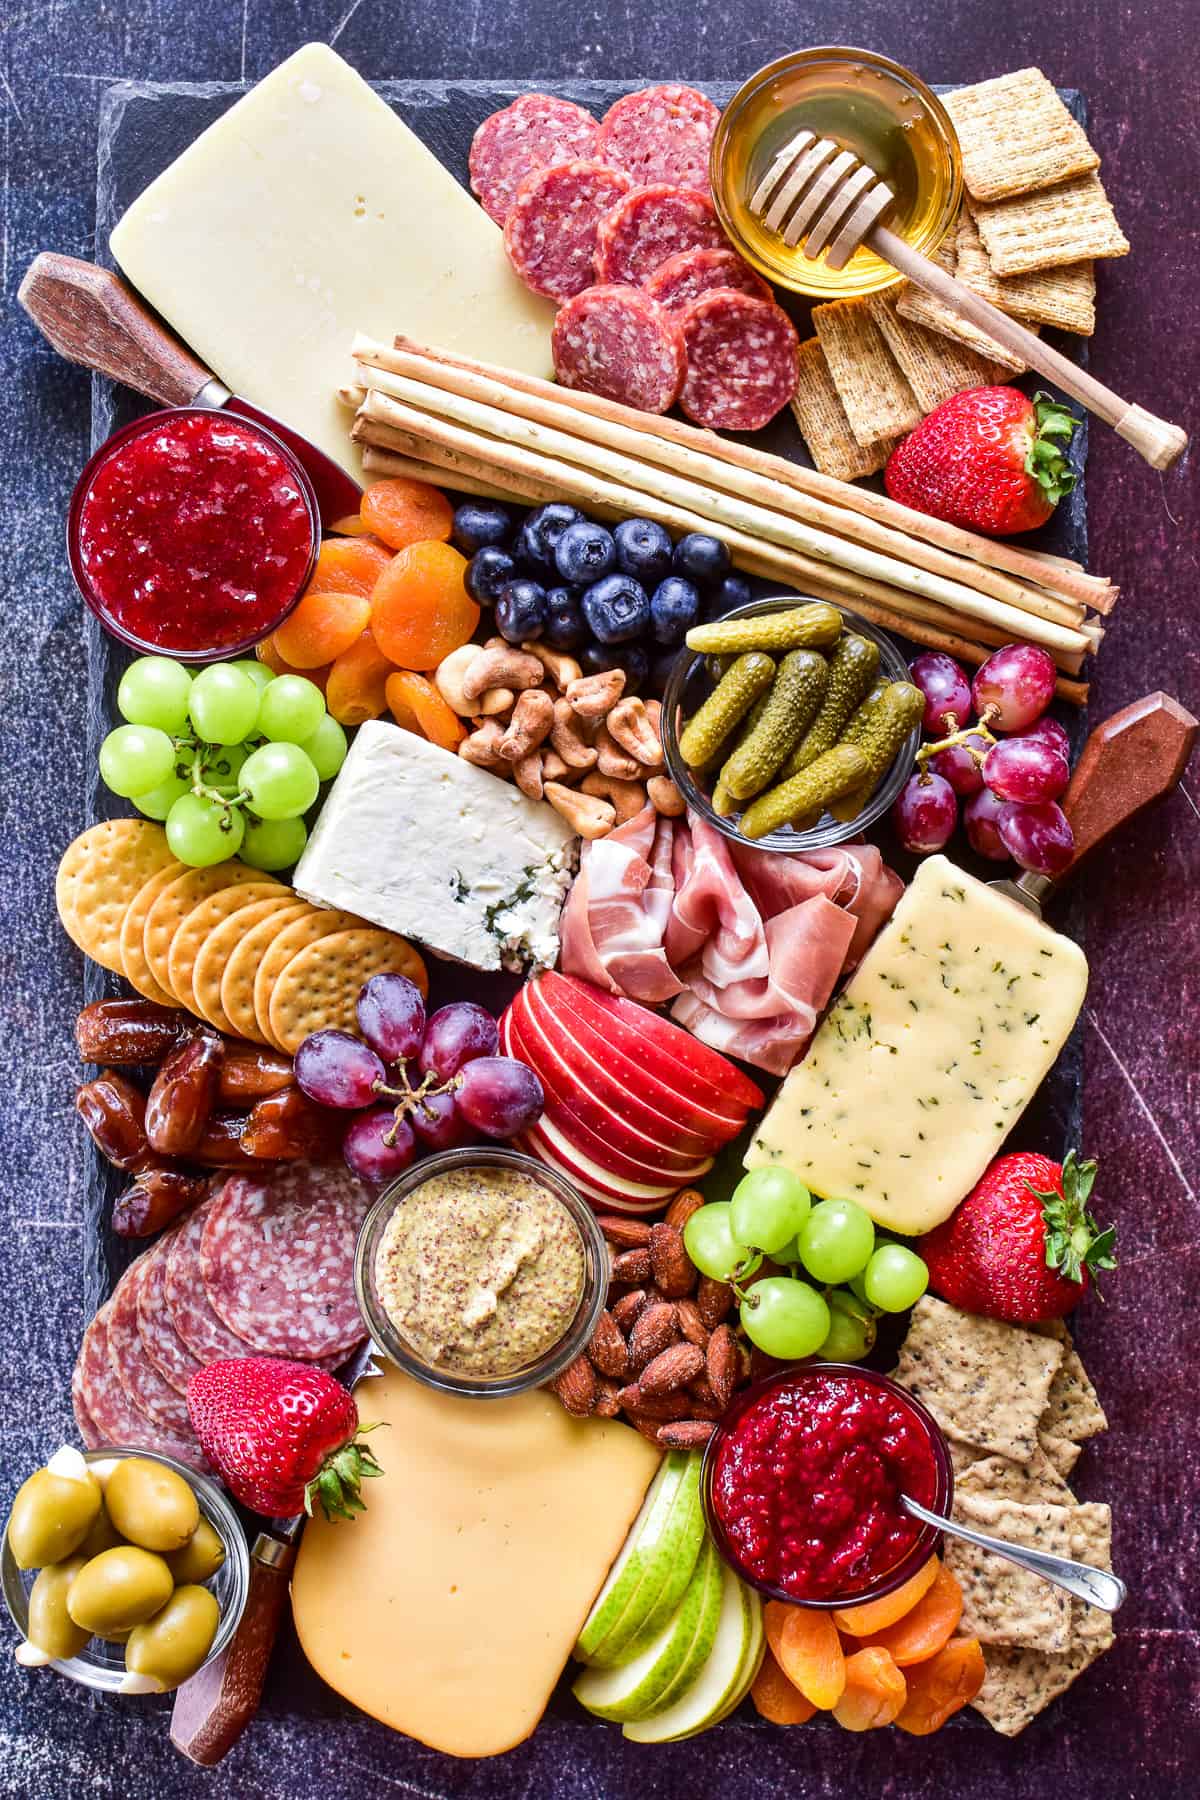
[711,47,962,299]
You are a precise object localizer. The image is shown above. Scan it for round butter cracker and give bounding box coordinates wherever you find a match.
[269,927,428,1054]
[167,880,285,1018]
[252,908,367,1051]
[219,901,312,1043]
[118,860,190,1005]
[192,892,304,1035]
[143,863,265,1004]
[55,820,176,975]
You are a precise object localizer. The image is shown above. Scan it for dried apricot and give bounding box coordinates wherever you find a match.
[361,477,454,551]
[256,634,330,690]
[307,536,393,599]
[274,589,372,668]
[856,1563,963,1667]
[385,671,466,751]
[328,511,372,536]
[894,1637,984,1735]
[370,541,479,671]
[834,1557,939,1636]
[831,1647,907,1731]
[775,1607,845,1710]
[325,631,394,727]
[750,1649,817,1725]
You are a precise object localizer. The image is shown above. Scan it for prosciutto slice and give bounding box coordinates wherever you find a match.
[560,807,902,1075]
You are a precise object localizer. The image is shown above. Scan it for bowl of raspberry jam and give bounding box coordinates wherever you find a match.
[702,1363,953,1609]
[69,408,319,661]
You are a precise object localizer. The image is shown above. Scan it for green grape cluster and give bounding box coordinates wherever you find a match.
[683,1169,929,1363]
[99,655,348,872]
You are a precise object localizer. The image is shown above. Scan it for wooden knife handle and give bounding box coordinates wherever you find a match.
[1060,692,1197,870]
[169,1533,295,1767]
[18,252,214,408]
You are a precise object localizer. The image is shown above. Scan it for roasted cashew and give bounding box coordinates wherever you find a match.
[435,644,485,717]
[566,669,626,720]
[607,696,664,769]
[544,781,616,839]
[522,641,583,691]
[581,772,649,824]
[458,719,508,770]
[499,688,555,762]
[647,775,686,816]
[595,722,641,781]
[512,750,544,800]
[461,646,545,702]
[550,697,599,772]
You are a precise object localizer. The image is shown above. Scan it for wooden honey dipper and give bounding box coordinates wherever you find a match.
[749,131,1188,470]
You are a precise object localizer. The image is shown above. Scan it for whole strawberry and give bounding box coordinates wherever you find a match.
[187,1358,382,1520]
[885,388,1077,536]
[919,1149,1114,1324]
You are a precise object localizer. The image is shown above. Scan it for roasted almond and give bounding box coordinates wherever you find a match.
[640,1342,706,1398]
[617,1385,692,1422]
[596,1214,652,1249]
[706,1324,740,1409]
[633,1415,668,1445]
[664,1188,706,1233]
[676,1298,711,1349]
[696,1274,735,1329]
[551,1354,597,1417]
[611,1247,653,1285]
[594,1377,622,1418]
[657,1420,717,1450]
[649,1223,696,1299]
[611,1288,649,1333]
[628,1301,679,1373]
[587,1310,630,1382]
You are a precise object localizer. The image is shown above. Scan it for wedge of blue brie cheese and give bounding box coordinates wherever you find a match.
[293,721,577,972]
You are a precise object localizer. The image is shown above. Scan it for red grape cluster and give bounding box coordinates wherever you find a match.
[295,975,545,1183]
[893,644,1075,877]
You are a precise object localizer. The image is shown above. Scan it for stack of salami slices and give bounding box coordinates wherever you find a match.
[71,1163,371,1474]
[471,86,799,430]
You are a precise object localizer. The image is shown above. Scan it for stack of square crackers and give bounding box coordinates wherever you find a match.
[791,69,1128,484]
[895,1296,1113,1736]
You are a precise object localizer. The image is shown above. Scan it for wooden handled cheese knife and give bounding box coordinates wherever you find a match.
[17,252,363,527]
[990,692,1197,919]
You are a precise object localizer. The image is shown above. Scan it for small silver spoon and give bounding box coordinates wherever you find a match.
[902,1495,1126,1614]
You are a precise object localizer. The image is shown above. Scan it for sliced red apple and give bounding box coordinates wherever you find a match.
[525,1117,689,1208]
[516,1128,673,1215]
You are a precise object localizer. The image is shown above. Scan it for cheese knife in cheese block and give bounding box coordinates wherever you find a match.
[168,1340,382,1768]
[18,253,362,527]
[747,693,1197,1236]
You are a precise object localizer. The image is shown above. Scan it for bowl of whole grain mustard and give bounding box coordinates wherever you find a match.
[354,1147,609,1398]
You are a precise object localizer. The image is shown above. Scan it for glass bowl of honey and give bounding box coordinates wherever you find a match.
[710,47,962,299]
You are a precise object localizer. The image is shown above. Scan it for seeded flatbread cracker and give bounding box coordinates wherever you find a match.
[1033,1320,1108,1440]
[192,892,303,1035]
[944,68,1100,202]
[252,907,367,1050]
[893,1296,1063,1463]
[143,864,265,1001]
[969,172,1129,276]
[946,1497,1073,1651]
[955,210,1096,335]
[1040,1430,1083,1478]
[166,881,285,1018]
[811,298,921,446]
[268,927,428,1055]
[956,1449,1075,1506]
[55,821,177,975]
[893,230,1032,374]
[971,1639,1106,1735]
[118,860,189,1006]
[789,339,896,482]
[955,1495,1114,1649]
[864,290,1005,413]
[219,901,311,1044]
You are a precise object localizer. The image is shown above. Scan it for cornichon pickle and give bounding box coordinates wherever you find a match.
[828,681,925,821]
[678,653,775,767]
[705,654,733,686]
[838,677,893,746]
[719,651,829,800]
[781,634,880,779]
[740,745,869,839]
[685,603,842,657]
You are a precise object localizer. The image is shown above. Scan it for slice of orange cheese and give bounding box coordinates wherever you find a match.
[291,1364,662,1756]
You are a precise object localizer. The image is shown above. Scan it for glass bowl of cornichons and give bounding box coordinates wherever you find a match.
[661,596,922,853]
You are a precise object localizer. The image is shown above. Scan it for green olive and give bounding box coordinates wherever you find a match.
[105,1458,199,1554]
[26,1556,92,1661]
[164,1518,225,1585]
[75,1498,125,1561]
[66,1546,174,1636]
[7,1467,102,1570]
[124,1585,220,1693]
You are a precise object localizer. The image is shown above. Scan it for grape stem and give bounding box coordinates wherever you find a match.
[373,1066,464,1146]
[914,717,998,783]
[177,736,247,824]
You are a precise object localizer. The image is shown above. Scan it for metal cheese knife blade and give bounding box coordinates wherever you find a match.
[18,253,363,527]
[168,1339,383,1768]
[987,693,1196,919]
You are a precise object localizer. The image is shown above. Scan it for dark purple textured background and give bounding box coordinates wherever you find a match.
[2,3,1197,1795]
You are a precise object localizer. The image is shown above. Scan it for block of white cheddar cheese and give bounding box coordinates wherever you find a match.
[110,44,556,476]
[291,1366,661,1756]
[292,720,576,972]
[745,856,1087,1233]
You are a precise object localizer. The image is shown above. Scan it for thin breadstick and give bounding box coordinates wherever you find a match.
[359,443,523,503]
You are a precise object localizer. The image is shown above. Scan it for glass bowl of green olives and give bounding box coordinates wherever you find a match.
[2,1446,248,1694]
[661,597,920,852]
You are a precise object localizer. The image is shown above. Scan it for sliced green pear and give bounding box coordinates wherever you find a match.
[713,1583,765,1726]
[573,1537,720,1723]
[623,1562,760,1743]
[599,1453,705,1667]
[575,1452,688,1665]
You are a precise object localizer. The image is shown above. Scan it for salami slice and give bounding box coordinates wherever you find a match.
[199,1164,372,1360]
[166,1197,260,1365]
[596,85,720,192]
[646,245,773,315]
[678,289,800,431]
[108,1255,196,1436]
[470,94,600,226]
[71,1360,102,1450]
[504,160,632,302]
[553,284,686,415]
[593,185,724,286]
[74,1303,207,1471]
[137,1228,203,1395]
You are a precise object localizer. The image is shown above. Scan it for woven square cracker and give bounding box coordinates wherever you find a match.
[956,210,1096,335]
[970,171,1129,275]
[865,290,1004,412]
[946,1495,1073,1650]
[955,1496,1115,1651]
[892,1295,1063,1463]
[893,229,1033,373]
[971,1640,1105,1736]
[1034,1319,1109,1439]
[944,68,1100,202]
[812,298,921,445]
[790,339,896,482]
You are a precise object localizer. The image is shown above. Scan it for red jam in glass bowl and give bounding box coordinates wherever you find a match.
[69,409,318,660]
[703,1364,951,1608]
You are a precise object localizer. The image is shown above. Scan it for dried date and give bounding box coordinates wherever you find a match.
[145,1030,223,1156]
[76,1071,154,1171]
[239,1089,343,1160]
[217,1045,295,1106]
[74,999,190,1066]
[111,1168,209,1238]
[189,1111,252,1166]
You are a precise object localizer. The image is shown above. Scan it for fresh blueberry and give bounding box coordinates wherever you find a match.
[515,503,581,573]
[650,575,700,647]
[711,571,753,616]
[603,643,649,693]
[613,517,674,585]
[554,520,616,586]
[465,546,516,605]
[452,502,512,555]
[495,579,548,643]
[542,588,586,650]
[581,573,650,644]
[674,531,731,587]
[648,649,680,697]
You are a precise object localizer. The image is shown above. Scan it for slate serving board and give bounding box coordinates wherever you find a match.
[80,75,1089,1735]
